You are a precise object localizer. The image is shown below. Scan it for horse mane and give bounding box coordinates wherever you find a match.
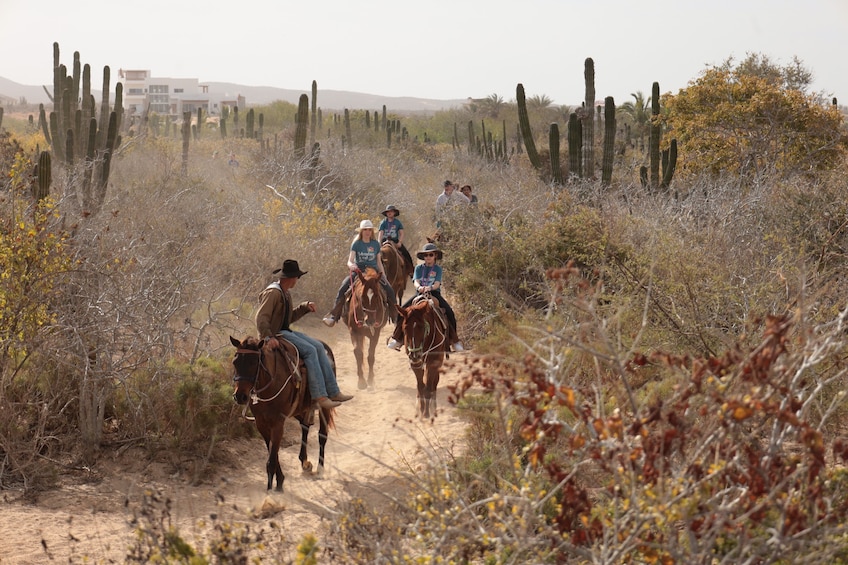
[241,335,262,349]
[408,300,430,314]
[362,266,380,281]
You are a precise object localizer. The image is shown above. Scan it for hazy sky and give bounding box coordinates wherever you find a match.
[2,0,845,106]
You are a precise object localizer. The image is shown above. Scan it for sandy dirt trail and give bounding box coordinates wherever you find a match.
[0,312,469,564]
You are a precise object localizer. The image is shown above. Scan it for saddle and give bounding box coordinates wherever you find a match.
[265,337,317,424]
[411,295,450,335]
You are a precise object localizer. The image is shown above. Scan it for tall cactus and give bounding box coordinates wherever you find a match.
[567,112,582,179]
[549,123,564,185]
[294,94,308,157]
[344,109,352,149]
[33,150,51,202]
[246,108,255,139]
[47,42,123,217]
[181,111,190,176]
[661,139,677,189]
[310,80,317,145]
[649,81,661,190]
[582,58,596,179]
[516,83,541,169]
[601,96,616,186]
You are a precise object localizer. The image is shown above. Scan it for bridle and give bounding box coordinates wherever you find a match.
[350,270,386,331]
[404,302,446,367]
[232,347,293,403]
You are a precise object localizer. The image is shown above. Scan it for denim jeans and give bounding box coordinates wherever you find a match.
[279,330,340,399]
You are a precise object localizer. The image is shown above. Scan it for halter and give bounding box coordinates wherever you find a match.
[233,347,294,404]
[404,301,446,366]
[350,270,385,330]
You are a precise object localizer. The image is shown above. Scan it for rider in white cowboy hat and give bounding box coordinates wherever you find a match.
[256,259,353,409]
[323,219,398,327]
[386,242,464,352]
[377,204,414,278]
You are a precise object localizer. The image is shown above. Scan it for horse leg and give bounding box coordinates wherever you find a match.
[265,419,286,491]
[425,363,441,420]
[366,331,379,389]
[351,333,367,390]
[414,366,427,418]
[298,416,313,474]
[316,407,330,476]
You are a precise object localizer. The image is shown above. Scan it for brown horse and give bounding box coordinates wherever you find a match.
[381,241,409,305]
[395,297,448,419]
[341,267,388,390]
[229,335,335,491]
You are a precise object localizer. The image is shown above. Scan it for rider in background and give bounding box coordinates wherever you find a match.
[323,219,397,327]
[377,204,414,278]
[256,259,353,409]
[386,242,464,352]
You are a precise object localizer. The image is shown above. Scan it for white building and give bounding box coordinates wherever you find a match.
[119,69,245,121]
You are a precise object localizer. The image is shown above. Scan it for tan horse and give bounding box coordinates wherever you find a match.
[230,335,335,491]
[341,267,388,390]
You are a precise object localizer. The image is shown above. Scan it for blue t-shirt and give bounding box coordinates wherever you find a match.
[378,217,404,241]
[414,263,443,288]
[351,239,381,269]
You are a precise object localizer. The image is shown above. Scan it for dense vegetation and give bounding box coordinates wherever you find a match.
[1,46,848,562]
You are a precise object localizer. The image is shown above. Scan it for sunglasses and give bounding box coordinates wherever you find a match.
[423,253,435,257]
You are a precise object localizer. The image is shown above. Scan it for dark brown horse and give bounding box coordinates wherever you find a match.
[381,241,409,305]
[395,297,448,419]
[341,267,388,390]
[229,335,335,491]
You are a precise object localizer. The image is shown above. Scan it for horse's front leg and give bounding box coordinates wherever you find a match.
[351,334,367,390]
[366,330,380,389]
[413,365,427,418]
[425,362,442,420]
[267,420,286,491]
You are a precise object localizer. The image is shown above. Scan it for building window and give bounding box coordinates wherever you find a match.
[149,84,169,94]
[174,88,184,93]
[128,88,143,95]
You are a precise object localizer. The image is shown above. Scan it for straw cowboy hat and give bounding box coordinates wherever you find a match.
[273,259,308,278]
[381,205,400,216]
[356,219,375,231]
[416,242,443,260]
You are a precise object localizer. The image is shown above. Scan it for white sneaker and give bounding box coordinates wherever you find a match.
[322,315,336,327]
[387,338,402,350]
[452,342,465,352]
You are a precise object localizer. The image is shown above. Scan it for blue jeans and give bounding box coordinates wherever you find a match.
[279,330,340,399]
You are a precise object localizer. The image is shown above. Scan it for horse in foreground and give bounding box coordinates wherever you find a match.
[341,267,388,390]
[381,240,409,305]
[229,335,335,491]
[395,297,448,419]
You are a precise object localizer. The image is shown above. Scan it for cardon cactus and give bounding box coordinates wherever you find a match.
[567,112,582,179]
[33,150,51,202]
[649,81,661,189]
[601,96,616,186]
[46,43,122,217]
[294,94,308,157]
[582,58,596,180]
[549,123,564,185]
[516,83,542,169]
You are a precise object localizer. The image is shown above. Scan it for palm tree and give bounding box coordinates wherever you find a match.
[618,91,651,144]
[527,94,553,111]
[479,93,505,118]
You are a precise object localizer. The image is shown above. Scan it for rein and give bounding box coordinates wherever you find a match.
[405,301,447,361]
[234,347,295,404]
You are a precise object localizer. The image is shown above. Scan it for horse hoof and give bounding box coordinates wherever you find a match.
[358,378,368,390]
[302,461,313,474]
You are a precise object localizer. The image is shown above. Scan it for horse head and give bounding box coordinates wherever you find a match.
[351,267,386,331]
[230,335,263,404]
[397,300,436,368]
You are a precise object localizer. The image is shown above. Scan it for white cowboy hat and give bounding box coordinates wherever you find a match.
[356,219,375,231]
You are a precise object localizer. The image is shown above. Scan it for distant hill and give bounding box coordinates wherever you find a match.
[0,76,468,114]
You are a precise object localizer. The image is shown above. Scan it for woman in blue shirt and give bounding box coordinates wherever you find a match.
[323,219,397,326]
[377,205,414,277]
[386,242,463,352]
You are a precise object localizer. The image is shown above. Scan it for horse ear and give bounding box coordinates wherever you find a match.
[230,336,241,347]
